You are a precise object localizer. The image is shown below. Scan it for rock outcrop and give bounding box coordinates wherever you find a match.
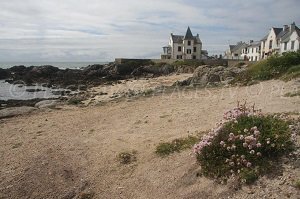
[0,106,37,119]
[174,65,247,87]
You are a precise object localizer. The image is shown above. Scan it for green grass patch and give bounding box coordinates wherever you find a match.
[284,91,300,97]
[156,135,199,157]
[295,179,300,189]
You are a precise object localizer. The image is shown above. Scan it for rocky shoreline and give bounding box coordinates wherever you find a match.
[0,61,249,110]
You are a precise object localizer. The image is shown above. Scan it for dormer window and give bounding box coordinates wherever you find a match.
[188,41,191,46]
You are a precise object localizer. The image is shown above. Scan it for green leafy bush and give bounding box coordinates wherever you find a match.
[232,51,300,84]
[193,103,296,183]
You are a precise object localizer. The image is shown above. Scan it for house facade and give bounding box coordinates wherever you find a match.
[261,22,299,59]
[225,22,299,62]
[240,41,261,61]
[280,23,300,53]
[224,42,248,60]
[161,27,202,60]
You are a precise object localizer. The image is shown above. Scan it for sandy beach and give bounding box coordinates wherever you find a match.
[0,75,299,198]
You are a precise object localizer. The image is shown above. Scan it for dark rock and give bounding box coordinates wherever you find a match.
[0,68,9,79]
[207,74,221,82]
[25,88,45,92]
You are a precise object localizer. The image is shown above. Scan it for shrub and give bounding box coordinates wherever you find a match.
[156,135,199,157]
[118,151,137,164]
[193,103,296,183]
[232,51,300,84]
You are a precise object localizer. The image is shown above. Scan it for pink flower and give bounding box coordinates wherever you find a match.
[243,143,248,148]
[254,130,260,137]
[250,150,255,154]
[246,162,252,167]
[244,128,248,133]
[231,145,236,150]
[241,155,245,159]
[229,162,235,166]
[220,141,225,146]
[251,126,258,131]
[239,135,244,140]
[229,133,234,138]
[257,152,262,156]
[256,143,262,148]
[271,143,275,147]
[267,141,270,144]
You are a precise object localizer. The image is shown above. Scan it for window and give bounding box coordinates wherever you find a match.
[187,49,192,54]
[178,46,182,52]
[251,48,253,53]
[188,41,191,46]
[193,47,197,52]
[284,42,287,50]
[193,55,196,59]
[176,55,182,59]
[291,41,295,50]
[269,40,273,49]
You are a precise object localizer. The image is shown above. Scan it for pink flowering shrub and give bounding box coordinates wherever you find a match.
[194,103,295,183]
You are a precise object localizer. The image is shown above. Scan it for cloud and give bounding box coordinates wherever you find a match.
[0,0,299,61]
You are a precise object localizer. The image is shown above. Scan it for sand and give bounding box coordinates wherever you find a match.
[0,76,299,198]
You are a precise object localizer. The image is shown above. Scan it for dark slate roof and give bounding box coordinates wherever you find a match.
[171,27,201,44]
[171,34,184,43]
[249,41,261,47]
[296,27,300,37]
[273,28,283,36]
[229,45,236,51]
[194,36,202,44]
[281,26,300,43]
[184,27,194,40]
[231,42,248,53]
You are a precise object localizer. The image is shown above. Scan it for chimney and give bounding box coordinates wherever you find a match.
[283,25,289,31]
[290,22,296,31]
[250,40,254,44]
[197,33,199,37]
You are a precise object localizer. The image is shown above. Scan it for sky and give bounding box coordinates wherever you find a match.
[0,0,299,62]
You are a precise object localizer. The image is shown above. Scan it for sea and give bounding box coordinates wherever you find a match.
[0,61,109,69]
[0,62,109,101]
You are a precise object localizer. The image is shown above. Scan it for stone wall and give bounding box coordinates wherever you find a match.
[115,58,256,67]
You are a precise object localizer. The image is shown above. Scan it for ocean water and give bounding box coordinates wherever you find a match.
[0,80,67,101]
[0,62,110,100]
[0,62,110,69]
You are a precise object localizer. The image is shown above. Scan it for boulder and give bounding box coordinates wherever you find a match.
[35,100,59,109]
[192,65,211,78]
[0,68,9,79]
[0,106,37,119]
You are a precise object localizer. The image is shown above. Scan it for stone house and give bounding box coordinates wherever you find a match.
[240,40,261,61]
[161,27,202,60]
[280,23,300,54]
[224,42,248,60]
[260,23,299,59]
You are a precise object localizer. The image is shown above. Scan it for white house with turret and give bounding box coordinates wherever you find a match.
[161,27,202,60]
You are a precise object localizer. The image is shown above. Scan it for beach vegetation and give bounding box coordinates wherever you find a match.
[231,51,300,85]
[156,135,199,157]
[118,150,137,164]
[193,103,296,184]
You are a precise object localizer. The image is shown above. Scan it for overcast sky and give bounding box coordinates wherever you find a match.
[0,0,299,62]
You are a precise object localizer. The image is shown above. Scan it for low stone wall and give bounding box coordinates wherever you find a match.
[227,60,256,67]
[115,58,256,67]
